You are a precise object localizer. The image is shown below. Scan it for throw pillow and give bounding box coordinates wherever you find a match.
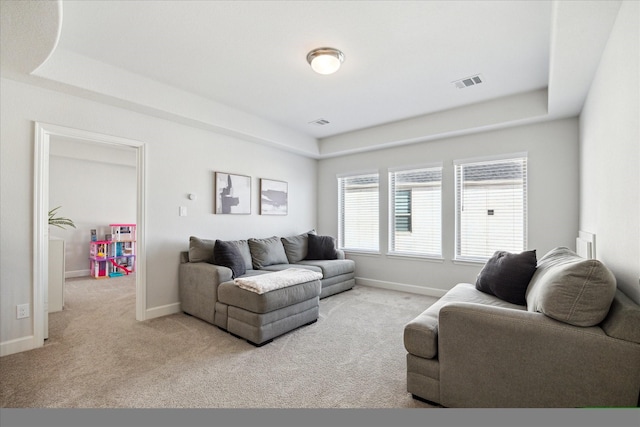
[475,249,537,305]
[188,236,215,264]
[248,236,289,269]
[214,240,246,279]
[221,239,253,272]
[306,234,338,260]
[525,247,616,327]
[281,229,316,263]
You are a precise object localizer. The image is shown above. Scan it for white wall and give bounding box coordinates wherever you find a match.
[579,0,640,304]
[0,77,317,353]
[318,118,579,295]
[49,137,137,276]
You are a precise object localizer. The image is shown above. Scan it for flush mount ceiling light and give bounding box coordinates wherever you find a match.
[306,47,345,75]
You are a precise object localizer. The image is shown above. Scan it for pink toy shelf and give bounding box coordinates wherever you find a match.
[89,224,136,279]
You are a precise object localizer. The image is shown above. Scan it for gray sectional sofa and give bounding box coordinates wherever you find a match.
[404,247,640,408]
[179,231,355,345]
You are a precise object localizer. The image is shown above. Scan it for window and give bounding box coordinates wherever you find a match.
[394,190,412,232]
[338,172,379,252]
[389,165,442,257]
[455,154,527,261]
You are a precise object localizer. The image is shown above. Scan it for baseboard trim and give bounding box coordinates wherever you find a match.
[66,270,90,279]
[145,302,181,320]
[0,335,38,357]
[356,277,447,298]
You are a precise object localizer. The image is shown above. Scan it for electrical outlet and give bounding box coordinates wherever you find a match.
[17,303,30,319]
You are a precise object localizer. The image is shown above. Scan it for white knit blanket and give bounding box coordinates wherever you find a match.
[234,268,323,294]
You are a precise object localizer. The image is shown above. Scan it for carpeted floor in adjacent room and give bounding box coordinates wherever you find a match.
[0,275,440,408]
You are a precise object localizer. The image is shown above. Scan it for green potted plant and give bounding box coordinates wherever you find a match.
[48,206,76,229]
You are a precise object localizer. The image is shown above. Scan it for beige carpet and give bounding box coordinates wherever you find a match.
[0,275,440,408]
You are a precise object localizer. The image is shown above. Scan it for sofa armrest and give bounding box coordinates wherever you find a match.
[178,262,233,324]
[438,302,640,408]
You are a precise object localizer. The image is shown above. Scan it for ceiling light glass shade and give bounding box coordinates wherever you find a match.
[306,47,344,75]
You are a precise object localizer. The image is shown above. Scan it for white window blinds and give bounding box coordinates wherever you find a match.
[389,166,442,257]
[338,173,379,252]
[455,155,527,261]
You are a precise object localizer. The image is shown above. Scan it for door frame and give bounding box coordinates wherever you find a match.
[33,122,147,346]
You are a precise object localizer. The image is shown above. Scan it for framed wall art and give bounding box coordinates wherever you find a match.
[260,178,288,215]
[215,172,251,214]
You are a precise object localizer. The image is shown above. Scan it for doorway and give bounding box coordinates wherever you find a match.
[34,122,147,347]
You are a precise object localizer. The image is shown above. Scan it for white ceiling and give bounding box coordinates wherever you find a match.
[0,0,623,157]
[56,0,553,139]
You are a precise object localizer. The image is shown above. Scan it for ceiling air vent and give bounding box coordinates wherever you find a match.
[453,74,484,89]
[309,118,330,126]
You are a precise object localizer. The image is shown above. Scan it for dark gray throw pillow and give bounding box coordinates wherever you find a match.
[214,240,246,279]
[475,249,537,305]
[305,234,338,260]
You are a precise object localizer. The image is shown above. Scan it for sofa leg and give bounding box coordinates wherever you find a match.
[227,331,272,347]
[411,394,440,406]
[248,339,273,347]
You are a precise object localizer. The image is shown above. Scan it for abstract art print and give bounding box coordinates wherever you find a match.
[215,172,251,214]
[260,178,288,215]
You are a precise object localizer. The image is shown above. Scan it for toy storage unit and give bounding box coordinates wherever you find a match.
[89,224,136,279]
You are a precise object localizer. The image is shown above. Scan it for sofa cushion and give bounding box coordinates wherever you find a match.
[296,259,354,278]
[281,230,316,263]
[248,236,289,269]
[261,263,323,274]
[475,249,537,305]
[214,240,246,279]
[218,278,321,314]
[221,239,253,271]
[305,234,338,260]
[525,247,616,327]
[404,283,525,359]
[188,236,215,263]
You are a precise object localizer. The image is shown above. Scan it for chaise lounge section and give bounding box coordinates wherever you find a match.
[179,231,355,345]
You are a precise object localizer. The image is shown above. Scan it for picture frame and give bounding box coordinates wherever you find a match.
[260,178,288,215]
[215,172,251,214]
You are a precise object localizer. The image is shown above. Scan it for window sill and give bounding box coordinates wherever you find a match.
[453,258,487,266]
[341,250,381,257]
[386,253,444,263]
